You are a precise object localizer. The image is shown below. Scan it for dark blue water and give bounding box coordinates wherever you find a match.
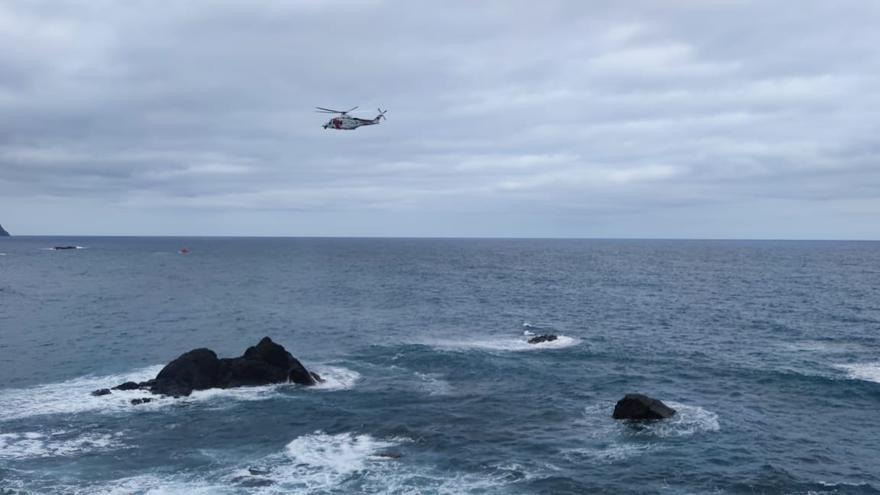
[1,237,879,494]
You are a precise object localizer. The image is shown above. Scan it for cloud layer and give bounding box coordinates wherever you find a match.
[1,0,878,237]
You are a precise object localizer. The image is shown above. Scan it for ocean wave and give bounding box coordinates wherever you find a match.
[310,365,361,391]
[835,362,880,384]
[41,246,87,250]
[564,442,657,463]
[413,372,453,396]
[0,365,164,422]
[0,431,125,460]
[581,401,721,438]
[285,431,400,475]
[427,334,580,352]
[0,364,358,422]
[643,401,721,438]
[569,401,720,463]
[26,430,522,494]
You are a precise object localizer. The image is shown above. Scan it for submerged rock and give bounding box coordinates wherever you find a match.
[612,393,676,420]
[374,451,403,459]
[104,337,322,399]
[527,334,558,344]
[130,397,153,405]
[91,388,111,397]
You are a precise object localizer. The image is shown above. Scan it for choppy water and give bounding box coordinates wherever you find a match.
[1,237,879,494]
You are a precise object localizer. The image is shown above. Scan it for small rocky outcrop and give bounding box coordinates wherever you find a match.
[527,334,558,344]
[612,393,676,420]
[0,224,9,237]
[92,337,322,399]
[53,246,77,250]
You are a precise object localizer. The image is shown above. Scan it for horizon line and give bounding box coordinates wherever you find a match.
[3,234,879,242]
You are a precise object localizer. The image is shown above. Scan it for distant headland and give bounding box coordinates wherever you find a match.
[0,223,9,236]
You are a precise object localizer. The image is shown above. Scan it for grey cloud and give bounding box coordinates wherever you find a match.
[1,0,879,237]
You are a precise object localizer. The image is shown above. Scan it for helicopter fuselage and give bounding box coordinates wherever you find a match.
[323,116,379,130]
[318,108,386,130]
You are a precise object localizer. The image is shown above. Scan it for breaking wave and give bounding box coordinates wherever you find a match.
[835,362,880,384]
[567,401,720,463]
[427,334,580,352]
[310,365,361,391]
[0,364,360,422]
[0,431,126,460]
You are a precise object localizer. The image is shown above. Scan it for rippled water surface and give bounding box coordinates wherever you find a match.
[1,237,879,494]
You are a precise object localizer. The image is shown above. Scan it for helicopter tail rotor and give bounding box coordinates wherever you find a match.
[376,108,387,121]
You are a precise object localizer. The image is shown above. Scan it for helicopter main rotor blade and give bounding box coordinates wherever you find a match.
[316,107,346,113]
[344,106,359,113]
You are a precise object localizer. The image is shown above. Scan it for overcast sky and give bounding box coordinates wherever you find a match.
[1,0,879,238]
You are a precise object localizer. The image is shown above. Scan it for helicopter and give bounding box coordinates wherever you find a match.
[317,106,387,130]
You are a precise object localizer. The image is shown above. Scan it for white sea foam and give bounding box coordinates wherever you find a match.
[564,442,657,463]
[46,431,518,495]
[646,402,721,438]
[0,366,164,421]
[86,475,224,495]
[0,363,343,422]
[285,431,398,475]
[569,401,720,463]
[0,431,125,460]
[414,372,453,396]
[310,365,361,391]
[429,334,580,352]
[835,362,880,383]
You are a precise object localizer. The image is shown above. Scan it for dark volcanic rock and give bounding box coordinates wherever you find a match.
[527,334,558,344]
[91,388,111,396]
[151,348,221,396]
[612,393,676,420]
[110,337,319,398]
[53,246,77,250]
[131,397,153,405]
[112,381,141,391]
[0,223,9,236]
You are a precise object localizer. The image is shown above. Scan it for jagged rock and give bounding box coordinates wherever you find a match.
[113,381,141,391]
[130,397,153,405]
[152,348,221,396]
[527,334,558,344]
[612,393,676,420]
[108,337,320,398]
[91,388,111,396]
[0,224,9,237]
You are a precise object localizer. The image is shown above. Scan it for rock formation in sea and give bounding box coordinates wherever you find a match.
[612,393,676,420]
[93,337,322,400]
[527,334,558,344]
[0,223,9,236]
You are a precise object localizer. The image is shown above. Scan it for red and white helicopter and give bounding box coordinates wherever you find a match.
[317,106,387,130]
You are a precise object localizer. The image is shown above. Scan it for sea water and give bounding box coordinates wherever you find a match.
[0,237,878,494]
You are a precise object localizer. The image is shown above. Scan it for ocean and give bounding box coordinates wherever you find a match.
[0,237,878,494]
